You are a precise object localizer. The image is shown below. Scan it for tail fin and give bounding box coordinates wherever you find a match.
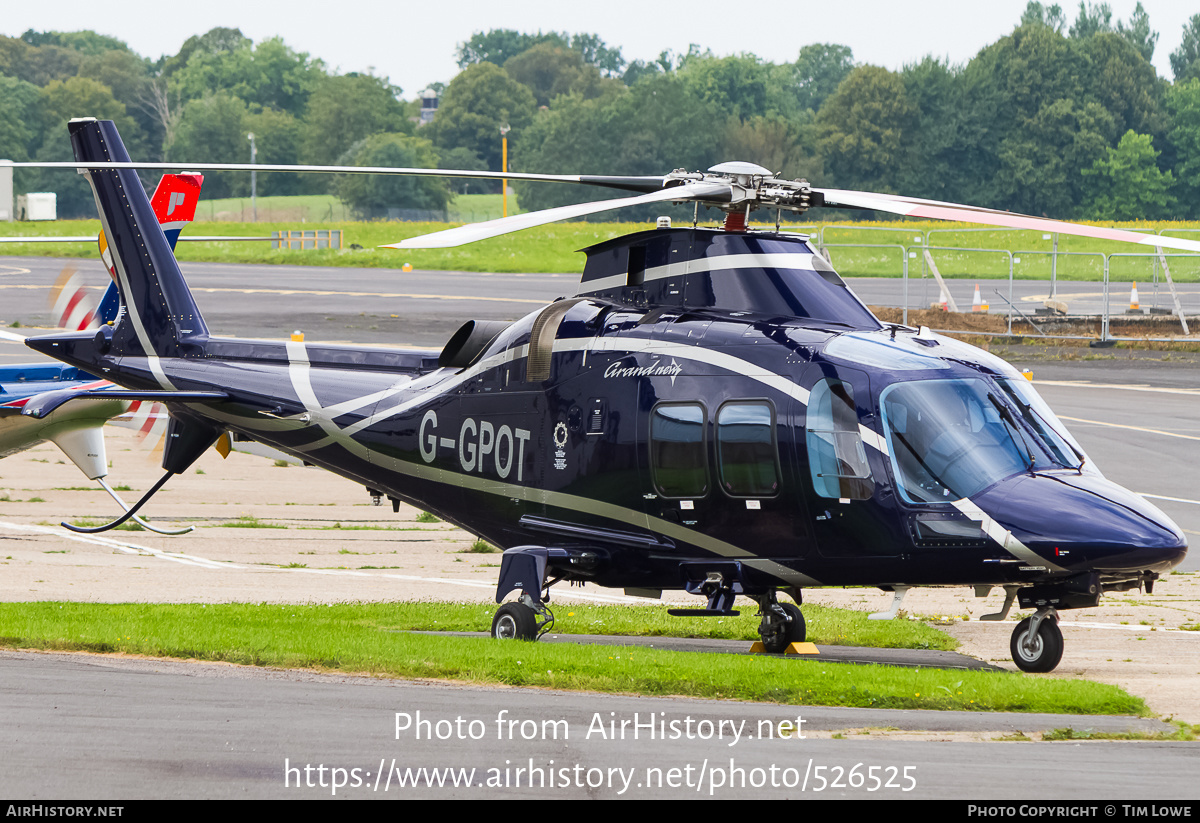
[70,118,208,357]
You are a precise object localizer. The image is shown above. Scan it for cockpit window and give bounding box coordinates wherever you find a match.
[881,378,1075,504]
[807,378,873,500]
[994,377,1085,470]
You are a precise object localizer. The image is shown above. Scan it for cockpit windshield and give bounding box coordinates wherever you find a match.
[993,376,1087,470]
[880,377,1081,504]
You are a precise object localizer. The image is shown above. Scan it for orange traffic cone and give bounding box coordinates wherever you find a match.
[932,286,949,311]
[971,284,988,312]
[1129,282,1140,312]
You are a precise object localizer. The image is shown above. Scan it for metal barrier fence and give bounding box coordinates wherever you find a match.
[816,230,1197,343]
[270,230,344,250]
[818,243,910,325]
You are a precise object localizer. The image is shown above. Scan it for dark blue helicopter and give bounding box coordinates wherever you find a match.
[20,119,1192,673]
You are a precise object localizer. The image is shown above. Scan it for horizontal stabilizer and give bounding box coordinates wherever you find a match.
[21,389,228,419]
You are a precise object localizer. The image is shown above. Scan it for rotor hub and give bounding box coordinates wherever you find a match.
[665,163,818,216]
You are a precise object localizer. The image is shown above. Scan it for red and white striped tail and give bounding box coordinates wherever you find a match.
[117,400,170,457]
[48,267,100,331]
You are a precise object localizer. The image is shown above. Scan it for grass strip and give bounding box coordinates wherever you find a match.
[386,602,959,650]
[0,602,1144,716]
[3,218,1197,280]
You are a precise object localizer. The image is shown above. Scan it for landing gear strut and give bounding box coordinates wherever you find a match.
[1010,609,1063,673]
[755,594,806,654]
[491,593,554,640]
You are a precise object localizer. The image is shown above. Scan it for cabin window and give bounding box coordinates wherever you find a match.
[650,403,708,498]
[716,401,780,497]
[806,378,873,500]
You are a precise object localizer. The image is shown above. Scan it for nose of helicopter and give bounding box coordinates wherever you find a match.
[973,473,1187,573]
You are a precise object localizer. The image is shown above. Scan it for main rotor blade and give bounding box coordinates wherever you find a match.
[7,160,588,186]
[10,157,674,194]
[385,181,732,249]
[817,188,1200,254]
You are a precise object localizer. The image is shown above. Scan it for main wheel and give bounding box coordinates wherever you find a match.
[1010,615,1063,673]
[760,603,806,653]
[492,602,538,640]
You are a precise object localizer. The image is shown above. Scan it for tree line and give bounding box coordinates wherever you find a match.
[2,2,1199,221]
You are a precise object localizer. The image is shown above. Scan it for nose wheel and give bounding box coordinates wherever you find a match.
[1010,610,1063,673]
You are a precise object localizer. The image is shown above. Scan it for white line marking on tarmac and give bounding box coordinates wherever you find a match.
[1058,621,1200,636]
[1059,416,1200,441]
[1138,493,1200,506]
[0,521,239,569]
[1036,379,1200,396]
[0,520,643,603]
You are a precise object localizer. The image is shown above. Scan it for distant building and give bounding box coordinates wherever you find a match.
[419,89,438,125]
[17,193,57,221]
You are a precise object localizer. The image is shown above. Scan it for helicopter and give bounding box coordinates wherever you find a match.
[18,117,1193,673]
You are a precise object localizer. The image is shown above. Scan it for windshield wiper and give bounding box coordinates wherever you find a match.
[1009,393,1086,473]
[988,392,1035,474]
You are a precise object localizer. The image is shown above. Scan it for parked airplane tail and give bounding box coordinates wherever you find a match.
[150,171,204,247]
[70,118,209,359]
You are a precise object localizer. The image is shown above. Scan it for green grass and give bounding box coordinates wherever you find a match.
[445,193,525,222]
[2,211,1196,280]
[208,515,286,529]
[1043,725,1197,741]
[524,602,952,649]
[194,194,349,223]
[0,602,1146,715]
[190,193,520,224]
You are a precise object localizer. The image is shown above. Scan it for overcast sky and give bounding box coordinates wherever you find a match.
[2,0,1196,96]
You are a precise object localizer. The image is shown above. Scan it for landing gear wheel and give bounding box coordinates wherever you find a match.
[492,602,538,640]
[760,603,806,653]
[1010,615,1064,673]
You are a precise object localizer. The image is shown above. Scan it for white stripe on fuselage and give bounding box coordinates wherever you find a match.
[581,252,826,293]
[950,498,1066,572]
[206,329,1047,579]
